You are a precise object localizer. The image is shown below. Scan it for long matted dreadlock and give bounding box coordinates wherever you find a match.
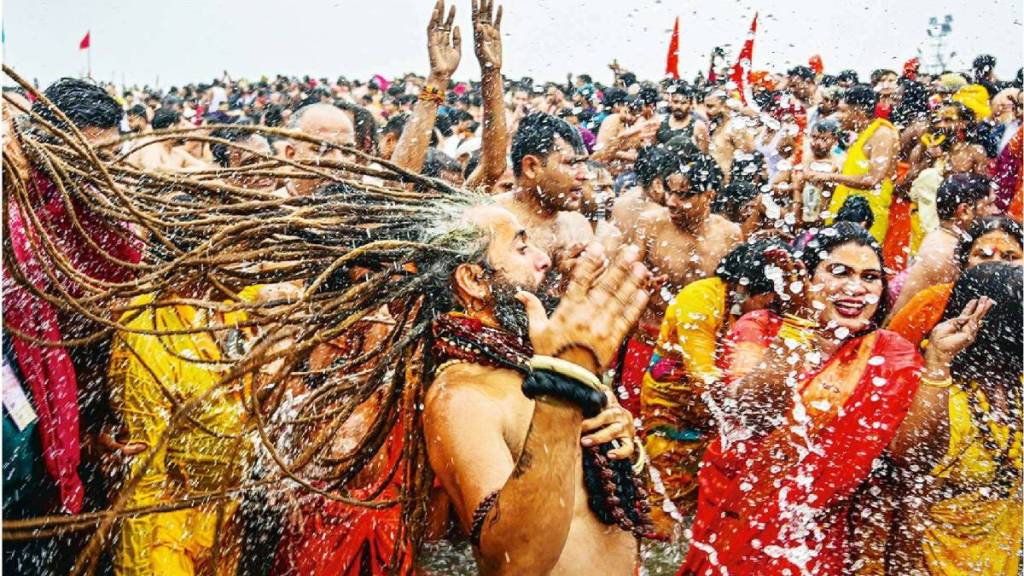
[2,64,492,575]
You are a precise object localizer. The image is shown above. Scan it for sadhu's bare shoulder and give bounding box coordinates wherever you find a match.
[425,362,524,414]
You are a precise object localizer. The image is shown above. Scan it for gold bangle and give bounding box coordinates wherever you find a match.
[528,355,605,393]
[631,440,648,474]
[778,314,817,347]
[921,375,953,389]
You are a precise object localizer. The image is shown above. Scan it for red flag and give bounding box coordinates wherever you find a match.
[79,31,90,50]
[729,13,758,103]
[665,17,680,79]
[809,54,824,75]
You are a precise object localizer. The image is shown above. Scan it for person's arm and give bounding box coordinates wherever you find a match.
[465,0,507,191]
[885,297,992,576]
[425,373,582,575]
[888,246,955,317]
[591,118,659,163]
[812,127,897,189]
[693,119,710,153]
[390,0,461,173]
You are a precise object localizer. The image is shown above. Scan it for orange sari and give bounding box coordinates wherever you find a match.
[678,311,922,576]
[886,283,953,348]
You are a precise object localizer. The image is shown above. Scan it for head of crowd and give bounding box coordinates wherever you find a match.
[2,1,1023,574]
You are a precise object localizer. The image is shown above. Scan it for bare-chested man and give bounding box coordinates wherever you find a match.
[495,112,595,265]
[279,102,356,196]
[616,153,741,414]
[703,88,756,182]
[889,173,997,316]
[424,204,652,575]
[609,145,677,233]
[127,107,208,171]
[902,101,990,241]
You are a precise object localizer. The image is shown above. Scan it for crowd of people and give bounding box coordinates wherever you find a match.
[3,1,1023,575]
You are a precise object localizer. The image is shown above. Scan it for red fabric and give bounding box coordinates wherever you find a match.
[993,125,1022,212]
[665,17,681,80]
[679,311,922,576]
[903,58,920,81]
[808,55,824,75]
[271,426,412,576]
[729,13,758,104]
[3,168,141,513]
[882,193,912,273]
[79,31,90,50]
[617,336,654,418]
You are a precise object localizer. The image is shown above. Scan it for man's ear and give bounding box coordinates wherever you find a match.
[452,263,490,306]
[521,155,541,180]
[282,142,296,160]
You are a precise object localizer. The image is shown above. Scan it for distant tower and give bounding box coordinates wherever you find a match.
[921,14,956,74]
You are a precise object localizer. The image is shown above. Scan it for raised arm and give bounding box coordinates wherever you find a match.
[465,0,508,190]
[390,0,461,172]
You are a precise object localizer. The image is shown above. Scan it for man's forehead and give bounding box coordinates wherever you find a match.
[465,204,522,238]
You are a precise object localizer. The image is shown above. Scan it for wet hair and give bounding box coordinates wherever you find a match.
[798,222,889,325]
[681,153,724,193]
[972,54,997,77]
[151,107,182,130]
[381,113,408,138]
[634,145,681,189]
[841,84,878,111]
[636,86,660,107]
[870,69,897,85]
[941,261,1022,390]
[510,112,585,177]
[422,148,461,179]
[890,79,929,127]
[126,104,148,120]
[836,195,875,230]
[837,70,860,84]
[335,101,379,156]
[955,216,1024,270]
[262,104,284,127]
[32,78,122,131]
[788,65,816,81]
[813,117,842,135]
[728,151,766,185]
[719,237,790,295]
[936,173,992,221]
[602,87,628,108]
[711,180,759,223]
[210,119,267,167]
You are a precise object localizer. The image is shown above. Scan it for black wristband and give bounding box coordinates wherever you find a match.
[521,369,607,417]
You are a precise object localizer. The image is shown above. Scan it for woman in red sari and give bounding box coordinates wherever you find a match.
[678,222,989,576]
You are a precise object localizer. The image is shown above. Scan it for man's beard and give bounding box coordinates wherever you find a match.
[672,108,688,120]
[490,270,561,341]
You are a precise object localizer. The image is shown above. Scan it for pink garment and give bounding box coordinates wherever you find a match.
[4,168,141,512]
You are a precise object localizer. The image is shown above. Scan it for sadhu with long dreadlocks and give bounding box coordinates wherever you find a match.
[3,62,655,576]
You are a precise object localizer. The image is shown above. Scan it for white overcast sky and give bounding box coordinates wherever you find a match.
[3,0,1022,89]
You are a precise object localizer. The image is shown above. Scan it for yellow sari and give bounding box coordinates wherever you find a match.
[827,118,896,244]
[923,384,1023,576]
[109,288,258,576]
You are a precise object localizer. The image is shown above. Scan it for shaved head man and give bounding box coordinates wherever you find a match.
[285,103,357,196]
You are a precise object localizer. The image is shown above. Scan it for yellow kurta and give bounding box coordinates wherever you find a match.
[827,118,897,244]
[641,277,727,526]
[109,289,257,576]
[923,384,1023,576]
